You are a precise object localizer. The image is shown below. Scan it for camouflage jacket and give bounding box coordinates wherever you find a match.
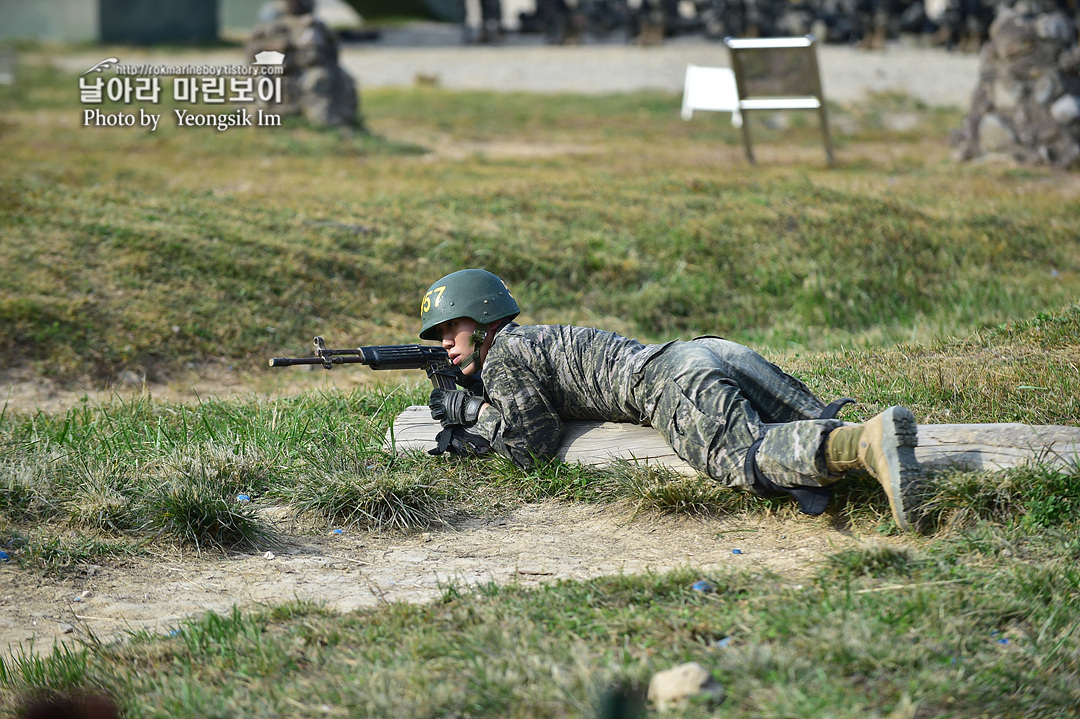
[470,323,672,468]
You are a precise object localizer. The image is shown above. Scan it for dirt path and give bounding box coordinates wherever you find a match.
[2,500,892,656]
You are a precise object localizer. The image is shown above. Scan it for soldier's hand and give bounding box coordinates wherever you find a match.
[429,388,484,427]
[429,425,490,457]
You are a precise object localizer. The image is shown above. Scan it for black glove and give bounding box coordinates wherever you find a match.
[429,388,484,427]
[428,425,490,457]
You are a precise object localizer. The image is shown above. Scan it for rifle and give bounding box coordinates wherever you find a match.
[268,336,459,390]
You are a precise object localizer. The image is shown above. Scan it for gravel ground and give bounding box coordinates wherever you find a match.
[53,21,981,108]
[342,22,981,106]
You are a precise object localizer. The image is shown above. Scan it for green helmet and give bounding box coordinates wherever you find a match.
[419,269,520,340]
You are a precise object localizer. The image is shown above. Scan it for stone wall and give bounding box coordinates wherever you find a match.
[245,0,360,128]
[953,9,1080,169]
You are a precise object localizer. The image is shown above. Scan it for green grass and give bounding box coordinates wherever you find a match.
[2,51,1080,718]
[3,530,1079,717]
[1,323,1078,561]
[2,64,1078,382]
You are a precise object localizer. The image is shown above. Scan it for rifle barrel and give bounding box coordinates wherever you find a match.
[267,356,366,368]
[268,342,452,374]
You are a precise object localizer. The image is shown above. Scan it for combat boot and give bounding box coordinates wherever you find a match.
[928,25,952,48]
[562,11,585,45]
[870,24,887,50]
[479,19,504,44]
[825,406,921,529]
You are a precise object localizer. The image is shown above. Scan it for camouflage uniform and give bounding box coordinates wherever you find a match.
[479,0,502,27]
[470,323,844,492]
[536,0,586,43]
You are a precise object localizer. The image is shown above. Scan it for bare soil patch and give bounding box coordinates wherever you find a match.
[2,499,893,657]
[0,364,378,416]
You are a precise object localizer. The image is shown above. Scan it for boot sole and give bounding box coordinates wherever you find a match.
[875,406,920,530]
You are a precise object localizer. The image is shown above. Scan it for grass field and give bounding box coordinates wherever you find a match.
[1,55,1080,717]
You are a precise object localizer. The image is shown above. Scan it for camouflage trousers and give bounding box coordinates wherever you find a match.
[635,338,843,491]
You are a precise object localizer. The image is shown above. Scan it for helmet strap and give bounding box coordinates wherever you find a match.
[458,324,489,373]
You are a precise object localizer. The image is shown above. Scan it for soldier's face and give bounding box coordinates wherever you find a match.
[438,317,482,375]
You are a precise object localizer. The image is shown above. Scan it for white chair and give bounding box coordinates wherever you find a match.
[682,37,835,166]
[680,64,743,128]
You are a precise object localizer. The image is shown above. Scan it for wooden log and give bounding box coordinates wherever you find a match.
[914,423,1080,472]
[387,406,1080,474]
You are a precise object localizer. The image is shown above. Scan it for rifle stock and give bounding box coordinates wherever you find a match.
[269,337,458,389]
